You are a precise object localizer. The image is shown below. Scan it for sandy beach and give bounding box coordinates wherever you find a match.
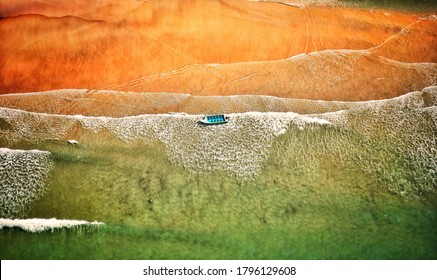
[1,0,436,104]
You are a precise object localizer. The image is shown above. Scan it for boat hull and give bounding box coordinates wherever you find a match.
[197,114,229,125]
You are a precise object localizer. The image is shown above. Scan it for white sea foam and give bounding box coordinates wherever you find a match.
[0,148,50,155]
[0,148,53,218]
[0,108,331,178]
[1,86,436,183]
[0,218,104,233]
[293,115,331,129]
[75,111,331,177]
[314,87,437,197]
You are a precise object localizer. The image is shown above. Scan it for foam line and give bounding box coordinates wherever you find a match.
[0,218,104,233]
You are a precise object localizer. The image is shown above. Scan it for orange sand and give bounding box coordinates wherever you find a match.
[0,89,362,116]
[0,0,436,103]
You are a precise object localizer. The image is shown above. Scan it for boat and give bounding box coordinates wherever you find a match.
[197,114,229,125]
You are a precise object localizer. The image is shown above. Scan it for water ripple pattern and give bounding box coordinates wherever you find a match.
[79,112,331,178]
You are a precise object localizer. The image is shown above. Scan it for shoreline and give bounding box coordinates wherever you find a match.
[0,86,435,116]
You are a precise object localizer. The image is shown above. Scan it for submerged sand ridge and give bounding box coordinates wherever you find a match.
[1,0,436,98]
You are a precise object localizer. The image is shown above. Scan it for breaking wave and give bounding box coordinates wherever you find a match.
[0,218,103,233]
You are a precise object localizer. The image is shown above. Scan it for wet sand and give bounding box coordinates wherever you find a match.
[0,86,435,116]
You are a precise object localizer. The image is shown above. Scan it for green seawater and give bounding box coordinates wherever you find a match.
[1,115,436,259]
[1,204,436,260]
